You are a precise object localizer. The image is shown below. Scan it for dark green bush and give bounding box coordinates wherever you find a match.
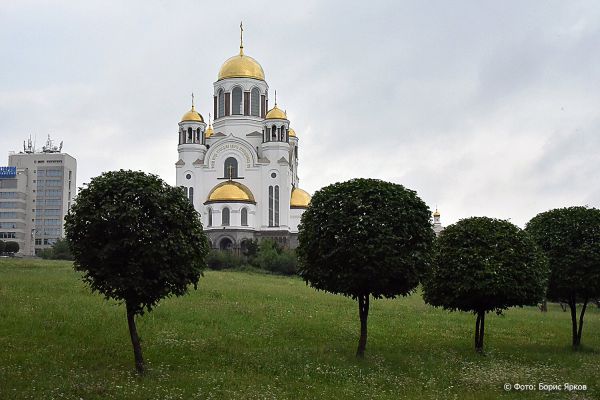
[5,241,19,254]
[252,240,297,275]
[206,249,244,270]
[39,238,73,260]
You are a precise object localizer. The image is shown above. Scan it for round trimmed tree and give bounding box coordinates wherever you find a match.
[525,206,600,348]
[297,178,434,358]
[5,241,19,254]
[422,217,548,352]
[64,170,209,373]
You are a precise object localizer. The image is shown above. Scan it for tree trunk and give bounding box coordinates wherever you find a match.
[479,311,485,351]
[126,302,145,374]
[356,294,369,358]
[475,311,485,353]
[576,298,588,347]
[539,299,547,312]
[568,297,579,348]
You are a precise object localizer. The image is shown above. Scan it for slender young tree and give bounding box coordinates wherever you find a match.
[65,170,209,373]
[422,217,548,352]
[297,178,434,358]
[526,206,600,348]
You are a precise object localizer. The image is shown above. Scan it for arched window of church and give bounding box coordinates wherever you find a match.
[268,186,274,227]
[222,207,230,226]
[232,87,242,115]
[188,187,194,206]
[218,89,225,118]
[188,127,192,142]
[207,207,213,227]
[251,88,260,116]
[271,125,277,141]
[224,157,238,178]
[241,207,248,226]
[274,185,280,226]
[181,186,188,198]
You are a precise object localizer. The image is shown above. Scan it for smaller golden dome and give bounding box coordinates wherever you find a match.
[205,124,214,138]
[266,104,287,120]
[290,187,311,208]
[433,209,440,217]
[207,181,255,203]
[181,105,203,122]
[289,128,296,137]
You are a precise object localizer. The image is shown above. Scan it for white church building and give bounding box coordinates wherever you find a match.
[175,30,310,251]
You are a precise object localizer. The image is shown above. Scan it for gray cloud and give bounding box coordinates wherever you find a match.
[1,0,599,227]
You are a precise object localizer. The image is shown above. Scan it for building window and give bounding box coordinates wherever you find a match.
[222,207,230,226]
[224,157,238,178]
[182,186,188,198]
[208,207,212,227]
[274,185,280,226]
[232,87,242,115]
[218,89,225,118]
[241,208,248,226]
[188,187,194,206]
[251,88,260,116]
[268,185,274,227]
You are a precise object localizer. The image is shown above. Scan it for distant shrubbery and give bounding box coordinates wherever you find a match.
[207,239,297,276]
[206,249,245,270]
[0,240,19,255]
[253,240,297,275]
[39,238,73,260]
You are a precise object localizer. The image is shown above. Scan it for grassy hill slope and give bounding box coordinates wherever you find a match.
[0,259,598,399]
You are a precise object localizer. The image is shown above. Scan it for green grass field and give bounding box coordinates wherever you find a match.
[0,259,598,399]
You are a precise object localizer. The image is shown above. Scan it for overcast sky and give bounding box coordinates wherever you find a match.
[1,1,599,227]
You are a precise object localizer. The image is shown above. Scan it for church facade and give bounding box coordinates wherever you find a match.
[175,33,310,251]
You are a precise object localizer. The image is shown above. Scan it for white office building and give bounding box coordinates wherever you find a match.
[0,136,76,255]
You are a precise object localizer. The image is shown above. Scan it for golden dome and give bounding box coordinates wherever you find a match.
[433,209,440,217]
[289,128,296,137]
[265,104,287,120]
[207,181,256,203]
[290,187,311,208]
[218,48,265,81]
[205,124,214,138]
[181,105,203,122]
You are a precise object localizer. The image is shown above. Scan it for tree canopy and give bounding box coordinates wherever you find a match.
[65,170,209,372]
[4,241,19,254]
[297,178,435,357]
[423,217,548,352]
[526,206,600,347]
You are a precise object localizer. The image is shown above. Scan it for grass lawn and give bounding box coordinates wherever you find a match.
[0,258,598,399]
